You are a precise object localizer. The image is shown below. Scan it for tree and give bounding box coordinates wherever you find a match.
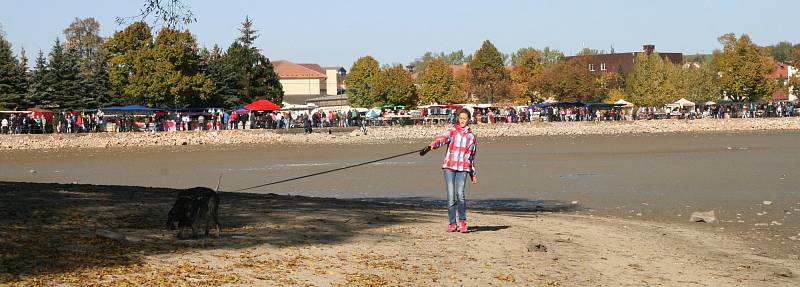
[371,65,416,107]
[765,41,794,62]
[538,58,599,102]
[221,17,283,106]
[679,62,721,104]
[595,71,625,99]
[118,0,195,28]
[417,58,457,105]
[45,39,86,110]
[409,50,466,73]
[27,51,49,107]
[105,21,153,104]
[712,33,775,102]
[124,27,214,107]
[346,55,380,107]
[510,48,545,103]
[626,52,681,107]
[64,17,110,107]
[603,88,627,104]
[576,47,604,56]
[469,40,510,103]
[0,34,27,110]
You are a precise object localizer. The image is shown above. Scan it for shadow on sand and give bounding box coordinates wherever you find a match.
[0,182,433,281]
[0,182,577,282]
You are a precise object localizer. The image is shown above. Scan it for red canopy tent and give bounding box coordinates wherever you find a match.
[244,99,281,111]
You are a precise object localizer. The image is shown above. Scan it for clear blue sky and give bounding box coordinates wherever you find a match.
[1,0,798,68]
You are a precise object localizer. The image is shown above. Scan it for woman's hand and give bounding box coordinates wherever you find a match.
[470,175,477,184]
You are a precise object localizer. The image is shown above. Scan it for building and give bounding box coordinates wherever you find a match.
[565,45,683,76]
[770,60,797,102]
[272,60,347,104]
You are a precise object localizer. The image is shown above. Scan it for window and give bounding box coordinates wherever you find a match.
[589,63,595,71]
[600,63,607,71]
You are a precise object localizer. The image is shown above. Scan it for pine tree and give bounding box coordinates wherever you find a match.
[218,17,283,107]
[0,35,28,110]
[27,51,50,107]
[45,39,85,110]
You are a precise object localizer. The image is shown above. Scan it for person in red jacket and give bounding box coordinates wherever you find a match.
[428,109,478,233]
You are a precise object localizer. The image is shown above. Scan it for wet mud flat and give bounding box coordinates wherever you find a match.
[2,129,799,256]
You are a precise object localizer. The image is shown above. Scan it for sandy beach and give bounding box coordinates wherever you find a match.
[1,117,799,150]
[1,182,798,286]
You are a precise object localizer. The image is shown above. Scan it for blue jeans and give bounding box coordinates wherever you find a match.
[443,169,468,224]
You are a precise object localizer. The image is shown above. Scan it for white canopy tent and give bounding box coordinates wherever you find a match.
[674,98,696,107]
[614,99,635,107]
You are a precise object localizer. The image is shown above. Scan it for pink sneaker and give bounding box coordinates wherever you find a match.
[448,224,457,232]
[459,221,468,233]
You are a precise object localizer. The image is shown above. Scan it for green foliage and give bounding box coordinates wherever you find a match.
[0,35,27,110]
[510,47,564,67]
[371,65,416,107]
[128,28,214,107]
[765,41,795,63]
[64,17,111,108]
[105,21,153,103]
[626,52,681,106]
[44,39,86,110]
[712,33,775,102]
[469,40,510,103]
[417,59,457,105]
[409,50,466,73]
[538,58,599,102]
[576,47,604,56]
[679,62,721,103]
[346,55,380,107]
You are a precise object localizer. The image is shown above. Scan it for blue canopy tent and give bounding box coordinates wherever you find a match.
[99,105,164,115]
[530,102,586,109]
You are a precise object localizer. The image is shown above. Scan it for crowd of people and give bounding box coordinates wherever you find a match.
[1,101,797,135]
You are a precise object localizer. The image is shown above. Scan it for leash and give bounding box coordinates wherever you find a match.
[231,147,431,192]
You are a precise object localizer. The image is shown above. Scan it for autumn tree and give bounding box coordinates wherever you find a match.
[346,55,380,107]
[538,58,599,102]
[371,64,417,107]
[765,41,795,62]
[469,40,510,103]
[679,62,721,103]
[510,47,564,67]
[417,58,459,105]
[712,33,775,102]
[626,52,681,107]
[509,48,545,103]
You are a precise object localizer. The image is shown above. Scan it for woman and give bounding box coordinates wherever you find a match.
[428,109,478,233]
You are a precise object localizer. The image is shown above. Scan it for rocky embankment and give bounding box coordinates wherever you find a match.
[1,117,799,150]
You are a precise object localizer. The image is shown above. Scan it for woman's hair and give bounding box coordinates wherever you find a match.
[458,108,471,119]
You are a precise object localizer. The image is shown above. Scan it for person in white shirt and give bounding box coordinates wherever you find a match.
[1,118,8,134]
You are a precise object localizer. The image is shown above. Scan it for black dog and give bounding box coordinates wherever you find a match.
[167,187,220,239]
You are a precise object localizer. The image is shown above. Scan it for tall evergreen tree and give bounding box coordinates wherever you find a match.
[211,16,283,107]
[64,17,109,107]
[46,39,85,110]
[0,35,27,110]
[27,51,51,107]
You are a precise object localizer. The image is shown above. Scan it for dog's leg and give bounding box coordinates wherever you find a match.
[213,194,221,237]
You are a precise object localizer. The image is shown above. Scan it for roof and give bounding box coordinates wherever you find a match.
[298,63,326,74]
[770,58,790,79]
[772,89,789,101]
[307,94,348,102]
[273,60,327,79]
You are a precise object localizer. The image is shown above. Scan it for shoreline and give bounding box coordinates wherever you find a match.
[1,182,798,286]
[1,117,799,150]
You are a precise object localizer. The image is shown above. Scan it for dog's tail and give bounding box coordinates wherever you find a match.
[215,172,223,193]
